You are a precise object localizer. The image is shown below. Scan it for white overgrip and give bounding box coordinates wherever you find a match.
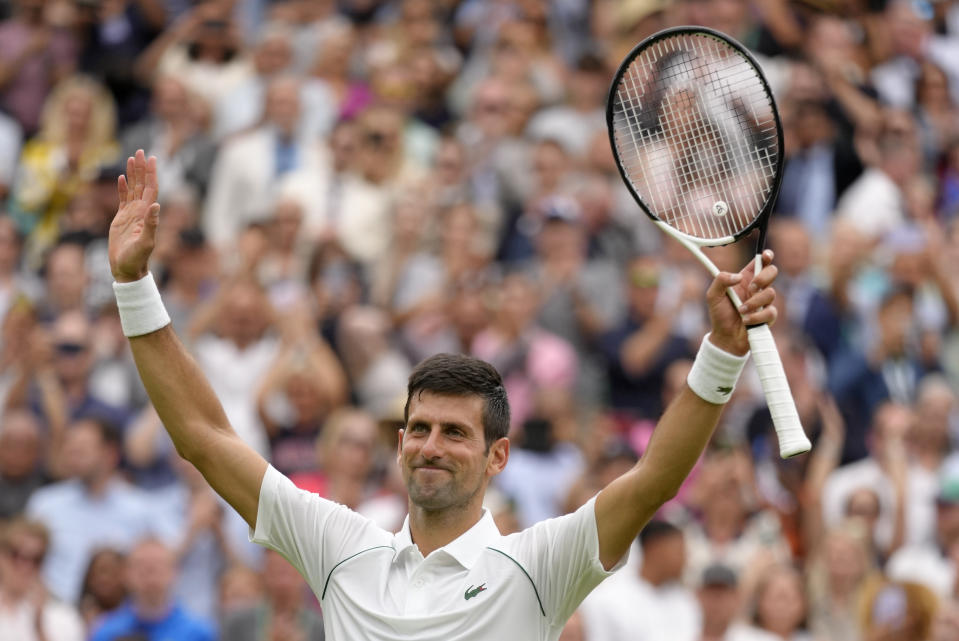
[746,323,811,458]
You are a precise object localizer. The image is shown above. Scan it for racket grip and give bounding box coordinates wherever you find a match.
[746,324,812,458]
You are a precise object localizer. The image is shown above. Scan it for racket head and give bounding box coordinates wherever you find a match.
[607,26,785,246]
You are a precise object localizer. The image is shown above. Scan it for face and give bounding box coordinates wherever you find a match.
[263,550,304,602]
[84,550,127,607]
[699,585,739,631]
[400,392,506,513]
[757,569,805,633]
[64,92,93,133]
[126,541,175,603]
[0,531,44,595]
[327,416,376,480]
[61,421,112,482]
[0,412,41,478]
[845,488,881,534]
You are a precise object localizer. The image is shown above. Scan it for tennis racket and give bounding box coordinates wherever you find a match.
[607,26,811,458]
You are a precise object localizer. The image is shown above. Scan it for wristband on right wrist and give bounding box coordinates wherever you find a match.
[686,333,749,405]
[112,272,171,338]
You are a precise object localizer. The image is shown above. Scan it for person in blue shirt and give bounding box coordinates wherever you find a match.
[89,539,215,641]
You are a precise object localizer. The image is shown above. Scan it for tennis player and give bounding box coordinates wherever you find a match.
[109,151,779,640]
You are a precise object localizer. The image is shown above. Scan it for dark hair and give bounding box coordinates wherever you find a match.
[404,353,510,449]
[637,519,681,548]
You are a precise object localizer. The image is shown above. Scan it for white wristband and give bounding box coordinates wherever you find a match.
[112,272,171,337]
[686,333,749,404]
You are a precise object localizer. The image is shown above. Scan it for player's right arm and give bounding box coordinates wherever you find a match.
[109,151,267,529]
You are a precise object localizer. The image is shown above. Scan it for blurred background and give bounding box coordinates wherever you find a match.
[0,0,957,640]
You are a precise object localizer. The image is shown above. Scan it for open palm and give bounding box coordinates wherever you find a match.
[109,150,161,283]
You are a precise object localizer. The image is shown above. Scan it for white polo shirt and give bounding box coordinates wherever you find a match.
[251,466,621,640]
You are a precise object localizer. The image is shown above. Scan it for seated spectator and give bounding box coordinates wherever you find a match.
[0,517,84,641]
[220,549,324,641]
[0,409,46,519]
[89,539,215,641]
[697,563,769,641]
[26,418,171,602]
[580,520,700,641]
[78,548,127,632]
[217,564,263,621]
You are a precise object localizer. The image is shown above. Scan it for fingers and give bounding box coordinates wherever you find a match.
[142,155,159,204]
[739,286,777,325]
[706,270,742,302]
[134,149,146,200]
[125,156,135,202]
[122,151,158,204]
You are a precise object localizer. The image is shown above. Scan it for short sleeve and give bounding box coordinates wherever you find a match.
[251,465,391,590]
[506,496,627,626]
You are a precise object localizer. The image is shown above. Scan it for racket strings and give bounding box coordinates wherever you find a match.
[612,33,779,241]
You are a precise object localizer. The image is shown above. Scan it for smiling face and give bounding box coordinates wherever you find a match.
[399,392,508,514]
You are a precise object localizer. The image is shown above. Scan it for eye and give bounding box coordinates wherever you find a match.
[408,423,429,434]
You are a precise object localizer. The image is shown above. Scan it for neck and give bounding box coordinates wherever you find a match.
[639,564,668,587]
[134,596,171,621]
[408,502,483,558]
[84,473,112,496]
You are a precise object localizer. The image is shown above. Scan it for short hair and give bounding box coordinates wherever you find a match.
[73,415,122,450]
[404,353,510,449]
[1,517,50,559]
[637,519,682,548]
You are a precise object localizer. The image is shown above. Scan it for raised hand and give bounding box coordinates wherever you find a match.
[109,150,160,283]
[706,249,778,356]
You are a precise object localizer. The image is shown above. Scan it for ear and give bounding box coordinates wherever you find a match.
[486,437,509,478]
[396,428,405,466]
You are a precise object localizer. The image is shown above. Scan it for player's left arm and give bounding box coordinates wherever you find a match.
[593,251,779,570]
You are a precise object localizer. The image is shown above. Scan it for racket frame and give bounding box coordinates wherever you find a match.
[607,26,811,458]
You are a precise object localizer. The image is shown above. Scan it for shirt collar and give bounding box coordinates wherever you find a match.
[393,509,501,570]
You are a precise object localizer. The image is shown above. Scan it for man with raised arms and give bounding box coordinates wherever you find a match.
[108,151,780,640]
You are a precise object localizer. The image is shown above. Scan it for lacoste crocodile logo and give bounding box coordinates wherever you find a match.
[716,386,733,395]
[465,584,487,600]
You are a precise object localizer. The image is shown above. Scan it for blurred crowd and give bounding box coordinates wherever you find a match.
[0,0,958,640]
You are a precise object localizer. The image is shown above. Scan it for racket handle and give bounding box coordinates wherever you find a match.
[746,324,812,458]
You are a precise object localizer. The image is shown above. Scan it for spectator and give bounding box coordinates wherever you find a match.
[0,0,76,135]
[599,253,696,420]
[697,562,763,641]
[0,518,85,641]
[78,548,127,630]
[188,278,280,457]
[580,520,700,641]
[202,75,325,251]
[10,75,118,267]
[89,539,215,641]
[120,75,216,199]
[26,418,169,602]
[822,402,935,559]
[886,458,959,599]
[858,579,937,641]
[835,110,920,241]
[0,409,46,519]
[220,549,324,641]
[806,523,878,641]
[742,564,811,641]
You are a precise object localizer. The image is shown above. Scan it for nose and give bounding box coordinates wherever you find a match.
[420,426,442,460]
